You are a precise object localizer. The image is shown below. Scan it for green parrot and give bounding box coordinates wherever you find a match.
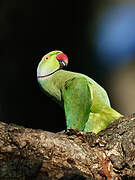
[37,50,123,134]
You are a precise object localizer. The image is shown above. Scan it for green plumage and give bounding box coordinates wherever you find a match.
[37,51,123,134]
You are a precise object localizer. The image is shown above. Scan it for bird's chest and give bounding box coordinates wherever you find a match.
[41,79,62,105]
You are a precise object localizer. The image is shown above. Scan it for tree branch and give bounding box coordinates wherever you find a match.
[0,114,135,180]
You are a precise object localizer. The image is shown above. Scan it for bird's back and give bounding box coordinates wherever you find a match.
[58,70,111,111]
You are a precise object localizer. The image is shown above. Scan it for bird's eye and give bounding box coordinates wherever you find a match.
[43,56,49,62]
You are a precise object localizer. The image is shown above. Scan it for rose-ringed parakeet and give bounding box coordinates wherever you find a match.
[37,50,123,134]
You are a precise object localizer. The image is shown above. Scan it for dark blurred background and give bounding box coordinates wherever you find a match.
[0,0,135,132]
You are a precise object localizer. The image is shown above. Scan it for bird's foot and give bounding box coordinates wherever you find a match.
[66,128,84,136]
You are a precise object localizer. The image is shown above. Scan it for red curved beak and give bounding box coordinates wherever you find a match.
[56,53,68,68]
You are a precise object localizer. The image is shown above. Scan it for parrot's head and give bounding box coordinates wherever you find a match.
[37,50,68,79]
